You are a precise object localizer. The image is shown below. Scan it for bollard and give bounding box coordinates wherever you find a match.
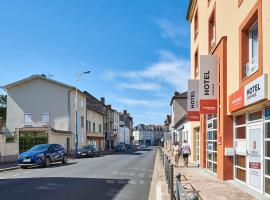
[162,151,165,166]
[188,194,199,200]
[168,159,171,193]
[169,163,174,200]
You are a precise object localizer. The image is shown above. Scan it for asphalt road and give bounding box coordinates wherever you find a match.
[0,147,157,200]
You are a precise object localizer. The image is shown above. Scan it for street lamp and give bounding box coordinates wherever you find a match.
[75,70,90,158]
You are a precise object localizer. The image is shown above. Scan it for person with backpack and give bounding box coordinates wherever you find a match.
[181,140,191,167]
[172,141,180,167]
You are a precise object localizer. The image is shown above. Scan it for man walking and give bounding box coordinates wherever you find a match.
[181,140,191,167]
[172,142,180,167]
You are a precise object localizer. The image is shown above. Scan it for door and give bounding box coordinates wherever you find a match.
[247,124,263,191]
[66,138,70,155]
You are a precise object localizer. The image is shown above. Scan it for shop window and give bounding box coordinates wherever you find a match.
[265,107,270,120]
[194,48,199,78]
[266,122,270,138]
[239,1,262,84]
[208,7,216,51]
[265,142,270,158]
[235,154,246,182]
[206,114,217,173]
[236,127,246,139]
[236,114,246,125]
[265,177,270,195]
[235,155,246,168]
[248,110,262,121]
[236,168,246,182]
[194,9,198,40]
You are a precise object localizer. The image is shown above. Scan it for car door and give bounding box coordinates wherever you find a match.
[48,144,57,162]
[54,144,63,161]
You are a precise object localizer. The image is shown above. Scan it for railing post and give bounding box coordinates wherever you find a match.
[175,173,181,200]
[169,163,174,200]
[188,194,199,200]
[168,159,171,193]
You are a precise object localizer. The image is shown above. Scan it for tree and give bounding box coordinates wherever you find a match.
[0,94,7,119]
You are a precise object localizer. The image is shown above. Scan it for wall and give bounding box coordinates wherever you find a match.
[0,134,19,163]
[6,78,70,133]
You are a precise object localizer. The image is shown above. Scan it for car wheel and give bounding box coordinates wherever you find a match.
[62,154,68,165]
[44,157,50,167]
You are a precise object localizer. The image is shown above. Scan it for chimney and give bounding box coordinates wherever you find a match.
[107,105,112,109]
[101,97,105,104]
[123,110,127,114]
[174,91,180,96]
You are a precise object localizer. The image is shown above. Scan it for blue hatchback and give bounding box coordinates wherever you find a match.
[17,144,68,169]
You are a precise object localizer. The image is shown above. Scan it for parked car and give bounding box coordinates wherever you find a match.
[126,144,133,151]
[78,145,99,158]
[115,144,126,152]
[17,144,68,169]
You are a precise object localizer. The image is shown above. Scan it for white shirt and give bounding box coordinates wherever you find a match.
[181,143,190,154]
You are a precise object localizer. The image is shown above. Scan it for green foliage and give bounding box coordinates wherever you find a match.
[0,95,7,107]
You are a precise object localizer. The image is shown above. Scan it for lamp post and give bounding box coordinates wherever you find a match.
[75,70,90,158]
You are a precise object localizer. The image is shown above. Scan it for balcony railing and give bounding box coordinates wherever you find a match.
[245,57,258,77]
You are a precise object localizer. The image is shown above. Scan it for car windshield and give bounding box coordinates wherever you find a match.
[29,144,50,151]
[82,145,92,150]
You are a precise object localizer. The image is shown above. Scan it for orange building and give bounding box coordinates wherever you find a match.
[187,0,270,197]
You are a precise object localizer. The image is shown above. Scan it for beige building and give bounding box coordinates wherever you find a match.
[3,75,87,154]
[187,0,270,197]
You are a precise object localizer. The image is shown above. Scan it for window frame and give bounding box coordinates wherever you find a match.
[24,113,33,126]
[41,112,50,126]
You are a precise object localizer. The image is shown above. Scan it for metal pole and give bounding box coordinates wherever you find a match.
[170,163,174,200]
[175,173,181,200]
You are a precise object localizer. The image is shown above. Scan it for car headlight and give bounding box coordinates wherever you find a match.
[78,151,81,154]
[36,153,45,158]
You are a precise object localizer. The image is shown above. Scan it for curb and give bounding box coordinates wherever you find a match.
[0,166,20,172]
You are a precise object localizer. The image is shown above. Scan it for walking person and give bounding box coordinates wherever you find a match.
[172,142,180,167]
[181,140,191,167]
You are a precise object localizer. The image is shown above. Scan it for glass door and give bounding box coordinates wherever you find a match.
[247,123,263,192]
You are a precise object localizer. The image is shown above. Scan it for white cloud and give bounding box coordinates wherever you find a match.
[117,98,167,108]
[117,82,161,91]
[156,19,189,48]
[120,50,190,91]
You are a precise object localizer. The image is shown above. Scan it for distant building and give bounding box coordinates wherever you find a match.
[119,110,133,144]
[133,124,164,146]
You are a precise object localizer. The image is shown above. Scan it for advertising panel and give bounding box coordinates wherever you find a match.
[199,55,218,114]
[188,80,200,121]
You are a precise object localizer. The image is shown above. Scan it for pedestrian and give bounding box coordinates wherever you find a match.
[172,142,181,167]
[181,140,191,167]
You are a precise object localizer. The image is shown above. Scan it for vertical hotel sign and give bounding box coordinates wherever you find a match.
[199,55,218,114]
[188,80,200,121]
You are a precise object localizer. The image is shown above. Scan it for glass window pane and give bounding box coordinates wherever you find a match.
[235,155,246,168]
[265,122,270,138]
[236,127,246,139]
[213,153,217,162]
[266,177,270,194]
[266,141,270,158]
[213,131,217,140]
[265,108,270,120]
[213,119,217,129]
[265,159,270,176]
[213,142,217,151]
[248,110,262,121]
[236,168,246,182]
[236,115,246,125]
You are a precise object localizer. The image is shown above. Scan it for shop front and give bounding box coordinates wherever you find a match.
[230,74,269,196]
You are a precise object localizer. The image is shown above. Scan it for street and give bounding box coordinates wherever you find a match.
[0,147,157,200]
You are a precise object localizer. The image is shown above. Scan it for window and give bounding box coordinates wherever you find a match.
[24,113,32,126]
[206,114,217,173]
[194,48,199,78]
[194,9,198,40]
[86,120,88,131]
[265,109,270,194]
[248,110,262,122]
[89,121,91,132]
[81,116,84,128]
[239,1,261,82]
[80,99,84,108]
[41,113,49,126]
[99,124,102,133]
[208,8,216,51]
[93,122,95,132]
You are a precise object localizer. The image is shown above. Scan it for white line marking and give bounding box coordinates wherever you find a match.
[13,174,20,177]
[156,181,162,200]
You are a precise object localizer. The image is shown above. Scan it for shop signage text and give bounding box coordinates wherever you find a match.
[229,74,267,112]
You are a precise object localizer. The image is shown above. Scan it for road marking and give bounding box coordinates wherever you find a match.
[156,181,162,200]
[128,180,136,185]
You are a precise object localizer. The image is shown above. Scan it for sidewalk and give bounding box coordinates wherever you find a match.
[0,162,19,172]
[164,148,257,200]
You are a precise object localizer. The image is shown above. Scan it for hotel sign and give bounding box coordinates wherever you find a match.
[187,80,200,121]
[199,55,218,114]
[229,74,267,112]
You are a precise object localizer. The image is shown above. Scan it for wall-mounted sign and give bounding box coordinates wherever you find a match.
[199,55,218,114]
[188,80,200,121]
[229,74,267,112]
[224,147,235,156]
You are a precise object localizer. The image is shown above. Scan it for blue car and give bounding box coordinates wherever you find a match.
[17,144,68,169]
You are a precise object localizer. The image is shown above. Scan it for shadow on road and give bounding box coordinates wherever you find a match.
[0,177,129,200]
[22,161,78,170]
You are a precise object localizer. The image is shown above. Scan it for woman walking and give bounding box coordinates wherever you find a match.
[181,140,191,167]
[172,142,180,167]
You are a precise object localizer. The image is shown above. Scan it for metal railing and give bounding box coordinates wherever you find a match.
[160,148,200,200]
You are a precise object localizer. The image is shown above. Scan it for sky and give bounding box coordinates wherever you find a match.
[0,0,190,125]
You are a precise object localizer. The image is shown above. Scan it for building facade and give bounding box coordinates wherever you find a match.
[120,110,133,144]
[187,0,270,197]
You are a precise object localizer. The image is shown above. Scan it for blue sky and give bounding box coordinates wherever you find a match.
[0,0,190,125]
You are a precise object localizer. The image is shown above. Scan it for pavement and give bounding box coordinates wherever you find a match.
[0,147,157,200]
[162,148,257,200]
